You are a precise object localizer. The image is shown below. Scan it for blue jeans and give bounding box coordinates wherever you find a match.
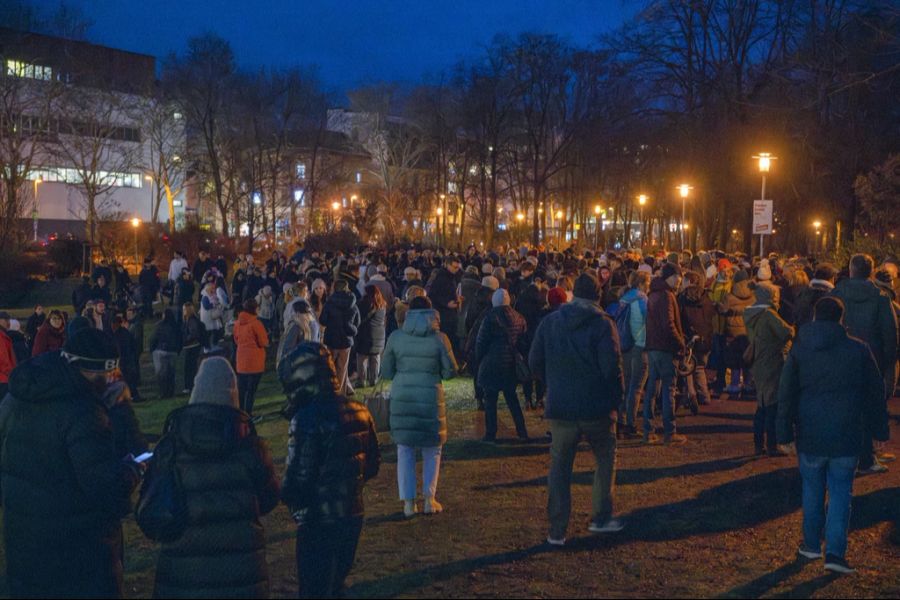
[798,453,858,558]
[644,350,676,436]
[397,445,442,500]
[620,346,648,428]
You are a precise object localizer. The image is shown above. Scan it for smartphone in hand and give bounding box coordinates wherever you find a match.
[134,451,154,463]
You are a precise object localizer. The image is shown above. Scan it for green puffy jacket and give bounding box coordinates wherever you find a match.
[382,309,457,447]
[744,304,793,406]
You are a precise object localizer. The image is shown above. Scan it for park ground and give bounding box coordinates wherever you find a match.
[0,306,898,598]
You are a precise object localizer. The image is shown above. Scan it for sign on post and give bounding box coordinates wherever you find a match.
[753,200,773,235]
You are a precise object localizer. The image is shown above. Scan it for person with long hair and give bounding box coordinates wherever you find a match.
[355,286,387,387]
[310,278,328,322]
[31,309,66,357]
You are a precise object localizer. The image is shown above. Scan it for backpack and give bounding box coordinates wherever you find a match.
[135,417,188,543]
[615,300,635,353]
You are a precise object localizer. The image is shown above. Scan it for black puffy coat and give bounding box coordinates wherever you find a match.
[355,300,387,355]
[0,352,141,598]
[476,305,527,391]
[678,286,716,354]
[149,404,280,599]
[282,395,381,527]
[320,291,361,350]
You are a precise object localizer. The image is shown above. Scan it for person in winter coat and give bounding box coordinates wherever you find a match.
[744,281,794,455]
[111,315,142,402]
[31,309,66,356]
[425,256,462,353]
[138,258,161,318]
[319,280,361,396]
[528,272,625,545]
[515,282,548,409]
[793,264,836,330]
[776,297,889,574]
[173,268,196,323]
[617,271,649,438]
[233,299,270,415]
[200,279,227,344]
[355,285,387,387]
[458,266,483,339]
[310,278,328,321]
[231,269,248,311]
[182,302,207,394]
[23,305,44,350]
[0,329,142,598]
[139,357,279,598]
[708,265,733,393]
[678,271,717,406]
[394,285,425,330]
[255,285,276,335]
[0,311,17,398]
[475,289,529,441]
[72,275,93,316]
[278,343,381,598]
[644,264,687,445]
[831,254,899,474]
[382,297,457,518]
[192,249,214,288]
[6,320,29,364]
[717,269,754,395]
[277,300,317,366]
[150,308,182,399]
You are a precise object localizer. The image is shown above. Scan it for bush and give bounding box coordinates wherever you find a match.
[0,251,47,306]
[826,234,900,269]
[47,238,85,278]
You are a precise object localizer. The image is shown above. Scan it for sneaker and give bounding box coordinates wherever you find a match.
[545,536,566,547]
[823,554,855,574]
[798,545,823,560]
[403,500,417,518]
[424,497,443,514]
[642,433,660,445]
[664,433,688,446]
[588,518,625,533]
[876,452,896,463]
[857,461,889,475]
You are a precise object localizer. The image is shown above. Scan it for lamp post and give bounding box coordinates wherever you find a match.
[439,194,447,247]
[331,201,340,232]
[593,204,601,250]
[437,206,445,245]
[144,174,153,224]
[32,177,42,242]
[677,184,691,251]
[813,220,822,254]
[753,153,776,258]
[130,217,140,268]
[638,194,647,247]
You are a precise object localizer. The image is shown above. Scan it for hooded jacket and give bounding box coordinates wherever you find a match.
[831,278,899,382]
[382,309,457,447]
[719,278,754,338]
[678,285,715,354]
[619,287,648,348]
[528,299,624,420]
[320,290,361,350]
[233,311,269,374]
[147,404,279,599]
[0,352,141,598]
[476,305,527,391]
[31,320,66,357]
[645,277,686,354]
[355,297,387,355]
[744,302,794,406]
[776,321,889,457]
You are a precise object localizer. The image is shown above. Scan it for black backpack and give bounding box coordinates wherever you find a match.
[135,415,187,543]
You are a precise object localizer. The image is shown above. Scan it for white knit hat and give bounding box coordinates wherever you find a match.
[757,258,772,281]
[481,276,500,290]
[491,288,510,307]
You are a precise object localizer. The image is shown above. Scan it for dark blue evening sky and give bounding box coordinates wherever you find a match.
[69,0,634,93]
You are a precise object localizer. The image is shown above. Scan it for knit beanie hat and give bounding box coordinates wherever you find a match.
[492,288,510,307]
[757,258,772,281]
[637,263,653,274]
[666,252,680,265]
[481,276,500,291]
[482,263,494,275]
[573,272,600,301]
[62,328,119,372]
[190,357,238,408]
[717,258,732,272]
[547,287,568,308]
[660,263,682,281]
[733,269,750,284]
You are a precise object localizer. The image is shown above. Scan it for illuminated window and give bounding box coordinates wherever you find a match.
[26,166,142,188]
[355,171,361,183]
[296,163,306,179]
[6,59,52,81]
[293,189,305,206]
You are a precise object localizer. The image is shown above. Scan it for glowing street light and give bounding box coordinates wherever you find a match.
[677,183,692,250]
[331,201,340,211]
[752,153,777,257]
[555,210,563,220]
[515,212,525,222]
[638,194,647,206]
[130,217,141,267]
[638,194,648,246]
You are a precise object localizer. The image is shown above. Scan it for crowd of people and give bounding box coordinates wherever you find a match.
[0,240,896,597]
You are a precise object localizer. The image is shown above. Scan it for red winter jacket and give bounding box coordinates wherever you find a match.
[0,329,16,383]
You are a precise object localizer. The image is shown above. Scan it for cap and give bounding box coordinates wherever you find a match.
[62,328,120,372]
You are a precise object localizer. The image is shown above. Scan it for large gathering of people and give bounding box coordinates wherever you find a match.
[0,240,896,596]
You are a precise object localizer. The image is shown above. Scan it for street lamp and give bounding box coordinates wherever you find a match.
[32,177,42,242]
[638,194,648,246]
[593,205,602,249]
[440,193,447,246]
[752,153,777,258]
[144,174,153,224]
[130,217,140,268]
[677,184,692,250]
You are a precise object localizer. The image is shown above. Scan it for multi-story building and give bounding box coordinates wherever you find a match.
[0,27,185,241]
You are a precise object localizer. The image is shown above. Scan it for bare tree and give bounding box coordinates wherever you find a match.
[144,94,186,233]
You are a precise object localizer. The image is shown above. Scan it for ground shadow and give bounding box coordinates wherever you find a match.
[769,573,839,599]
[850,486,900,531]
[702,412,755,422]
[719,559,807,598]
[473,455,756,491]
[677,423,754,435]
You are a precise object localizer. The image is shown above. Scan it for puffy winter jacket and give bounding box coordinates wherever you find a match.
[320,291,361,350]
[355,300,387,355]
[832,277,899,381]
[678,286,716,354]
[148,404,280,599]
[744,304,794,406]
[0,352,141,598]
[382,309,457,447]
[233,312,269,374]
[282,395,381,527]
[31,320,66,356]
[776,320,889,457]
[528,299,624,421]
[719,279,754,338]
[476,306,526,391]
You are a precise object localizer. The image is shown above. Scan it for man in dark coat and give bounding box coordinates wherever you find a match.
[319,280,361,395]
[644,263,687,445]
[0,329,142,598]
[426,256,462,353]
[793,263,836,330]
[138,258,161,318]
[776,297,889,574]
[111,315,142,402]
[831,254,898,474]
[72,275,93,315]
[529,272,624,545]
[192,249,214,290]
[279,342,381,598]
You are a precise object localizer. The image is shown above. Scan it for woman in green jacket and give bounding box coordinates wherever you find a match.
[381,297,457,518]
[744,281,794,456]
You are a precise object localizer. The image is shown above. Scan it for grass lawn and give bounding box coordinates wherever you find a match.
[1,317,899,598]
